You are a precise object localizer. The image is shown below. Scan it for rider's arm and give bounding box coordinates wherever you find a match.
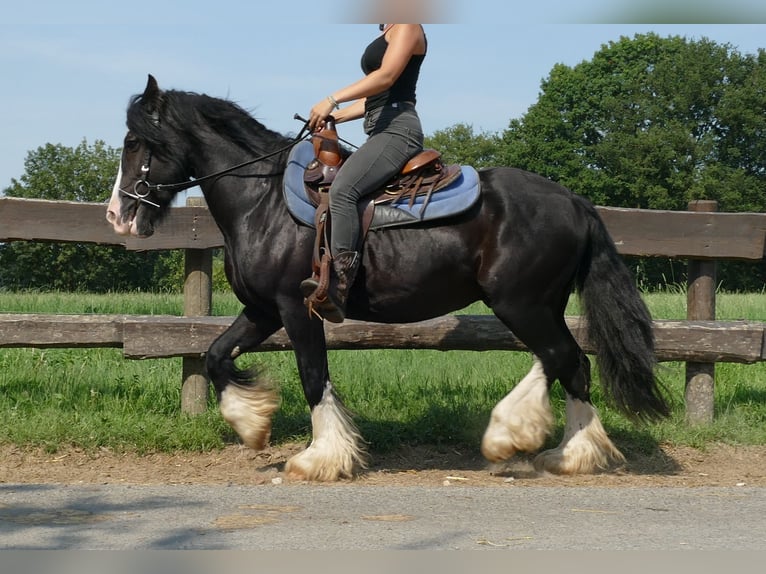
[333,99,366,124]
[308,24,423,130]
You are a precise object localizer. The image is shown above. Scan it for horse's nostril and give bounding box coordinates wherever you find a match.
[106,210,117,223]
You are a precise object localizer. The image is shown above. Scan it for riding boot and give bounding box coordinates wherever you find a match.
[322,250,361,323]
[302,250,360,323]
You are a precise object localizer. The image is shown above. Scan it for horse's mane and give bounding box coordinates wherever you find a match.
[126,89,291,157]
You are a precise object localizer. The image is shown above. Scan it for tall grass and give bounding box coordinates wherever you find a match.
[1,290,765,453]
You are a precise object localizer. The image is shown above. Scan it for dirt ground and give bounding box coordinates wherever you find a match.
[2,442,764,487]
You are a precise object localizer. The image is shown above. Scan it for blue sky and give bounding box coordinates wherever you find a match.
[1,0,766,189]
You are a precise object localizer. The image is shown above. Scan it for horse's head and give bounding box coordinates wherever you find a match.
[106,75,186,237]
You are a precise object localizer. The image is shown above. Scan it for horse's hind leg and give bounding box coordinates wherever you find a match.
[484,304,624,474]
[532,350,624,474]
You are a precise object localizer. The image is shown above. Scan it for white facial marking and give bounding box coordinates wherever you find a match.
[105,161,133,235]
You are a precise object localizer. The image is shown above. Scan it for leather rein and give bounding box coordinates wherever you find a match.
[119,115,312,209]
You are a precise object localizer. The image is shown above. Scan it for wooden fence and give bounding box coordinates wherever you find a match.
[3,196,766,422]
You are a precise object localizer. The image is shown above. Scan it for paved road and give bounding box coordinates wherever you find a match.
[1,483,764,550]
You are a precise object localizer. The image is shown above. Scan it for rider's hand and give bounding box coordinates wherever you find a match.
[308,97,336,131]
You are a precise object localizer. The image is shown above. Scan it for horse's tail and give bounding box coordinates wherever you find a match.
[575,198,670,421]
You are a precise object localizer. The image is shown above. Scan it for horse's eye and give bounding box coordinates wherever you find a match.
[124,138,141,152]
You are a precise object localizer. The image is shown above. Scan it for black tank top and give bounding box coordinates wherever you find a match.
[361,28,426,113]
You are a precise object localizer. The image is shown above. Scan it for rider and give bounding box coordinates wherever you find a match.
[300,23,427,323]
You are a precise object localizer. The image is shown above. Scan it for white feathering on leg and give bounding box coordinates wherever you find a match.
[534,395,625,474]
[285,383,368,481]
[219,383,279,451]
[481,358,554,462]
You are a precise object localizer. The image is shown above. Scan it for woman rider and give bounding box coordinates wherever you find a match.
[300,23,427,323]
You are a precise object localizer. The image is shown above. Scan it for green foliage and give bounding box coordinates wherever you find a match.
[148,249,231,294]
[150,250,185,293]
[0,243,168,292]
[424,123,504,168]
[4,140,117,202]
[499,33,766,291]
[211,250,231,293]
[503,34,764,209]
[0,140,182,292]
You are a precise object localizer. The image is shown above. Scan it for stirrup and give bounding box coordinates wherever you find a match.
[300,276,320,299]
[304,288,344,323]
[301,252,332,319]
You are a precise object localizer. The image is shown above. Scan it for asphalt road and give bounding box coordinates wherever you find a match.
[1,483,764,550]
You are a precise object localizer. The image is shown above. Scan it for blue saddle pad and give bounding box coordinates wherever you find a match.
[283,141,480,230]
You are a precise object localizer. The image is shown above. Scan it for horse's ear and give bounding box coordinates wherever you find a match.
[141,74,163,124]
[143,74,161,102]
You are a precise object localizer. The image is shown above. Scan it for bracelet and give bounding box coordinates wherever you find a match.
[327,95,340,110]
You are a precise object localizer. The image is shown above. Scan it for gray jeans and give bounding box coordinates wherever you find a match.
[329,103,424,255]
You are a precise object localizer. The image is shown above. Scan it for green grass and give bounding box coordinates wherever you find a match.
[1,290,766,454]
[0,289,242,316]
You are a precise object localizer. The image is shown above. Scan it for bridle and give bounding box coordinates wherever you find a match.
[121,148,161,209]
[118,114,312,210]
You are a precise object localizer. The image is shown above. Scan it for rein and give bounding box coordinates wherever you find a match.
[120,119,311,208]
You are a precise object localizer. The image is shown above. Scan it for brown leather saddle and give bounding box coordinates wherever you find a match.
[302,118,462,298]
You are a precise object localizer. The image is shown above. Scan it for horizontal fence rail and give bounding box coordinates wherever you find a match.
[2,314,766,364]
[3,197,766,259]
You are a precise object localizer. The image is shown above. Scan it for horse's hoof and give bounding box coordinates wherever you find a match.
[532,444,624,475]
[481,436,517,463]
[284,453,349,482]
[533,449,581,474]
[241,431,271,452]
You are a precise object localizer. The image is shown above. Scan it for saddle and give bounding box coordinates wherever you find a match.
[302,118,464,298]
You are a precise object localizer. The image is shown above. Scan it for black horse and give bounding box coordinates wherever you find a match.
[107,75,668,481]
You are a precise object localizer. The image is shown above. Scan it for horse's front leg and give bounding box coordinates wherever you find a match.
[482,357,554,462]
[206,308,282,450]
[282,312,368,481]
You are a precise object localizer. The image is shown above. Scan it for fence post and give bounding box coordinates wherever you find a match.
[181,196,213,414]
[685,200,718,424]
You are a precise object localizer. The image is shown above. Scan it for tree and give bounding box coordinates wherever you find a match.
[5,140,118,202]
[500,33,766,290]
[502,33,766,210]
[0,140,179,292]
[425,124,503,168]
